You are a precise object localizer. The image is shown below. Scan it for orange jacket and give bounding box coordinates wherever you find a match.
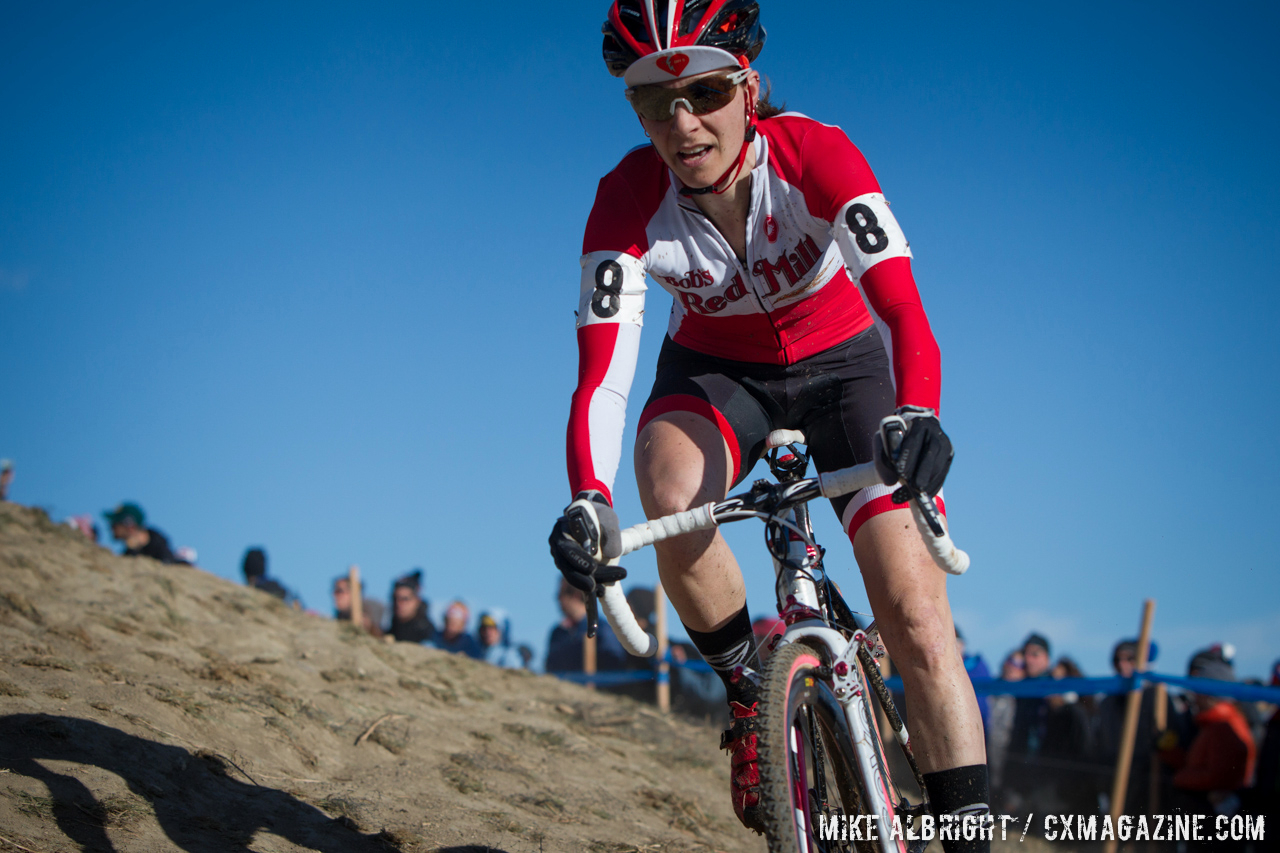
[1162,701,1256,792]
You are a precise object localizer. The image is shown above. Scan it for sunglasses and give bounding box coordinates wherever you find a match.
[626,69,749,122]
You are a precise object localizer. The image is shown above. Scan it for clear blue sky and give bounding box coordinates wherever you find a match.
[3,2,1277,678]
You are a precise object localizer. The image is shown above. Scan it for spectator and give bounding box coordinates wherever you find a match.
[613,587,660,701]
[332,575,384,638]
[0,459,12,501]
[1159,646,1256,825]
[1094,637,1181,816]
[1244,660,1280,835]
[434,600,482,659]
[388,571,434,644]
[1042,656,1095,812]
[545,579,628,675]
[955,625,990,731]
[478,610,523,669]
[241,547,295,603]
[102,502,187,565]
[988,651,1024,798]
[1005,633,1054,812]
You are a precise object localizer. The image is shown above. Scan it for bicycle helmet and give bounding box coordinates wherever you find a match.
[602,0,766,86]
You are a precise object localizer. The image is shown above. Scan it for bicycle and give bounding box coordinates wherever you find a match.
[582,416,970,853]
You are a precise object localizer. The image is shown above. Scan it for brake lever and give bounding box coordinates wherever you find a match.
[585,586,599,639]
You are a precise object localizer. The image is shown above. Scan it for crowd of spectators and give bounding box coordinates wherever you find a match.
[974,631,1279,836]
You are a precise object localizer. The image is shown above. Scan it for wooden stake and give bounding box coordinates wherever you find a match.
[583,631,597,690]
[348,565,363,631]
[1104,599,1156,853]
[656,583,671,714]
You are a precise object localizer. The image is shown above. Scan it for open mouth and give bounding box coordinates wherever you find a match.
[677,145,713,168]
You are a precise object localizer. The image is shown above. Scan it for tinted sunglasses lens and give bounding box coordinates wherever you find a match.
[629,76,737,121]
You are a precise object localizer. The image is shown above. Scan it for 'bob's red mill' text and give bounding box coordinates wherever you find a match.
[818,813,1266,844]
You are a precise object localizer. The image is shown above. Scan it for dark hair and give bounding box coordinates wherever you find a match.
[394,569,423,592]
[242,548,266,579]
[757,85,786,120]
[1023,633,1051,655]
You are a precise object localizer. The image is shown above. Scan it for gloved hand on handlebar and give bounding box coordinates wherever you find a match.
[548,490,626,594]
[874,406,954,498]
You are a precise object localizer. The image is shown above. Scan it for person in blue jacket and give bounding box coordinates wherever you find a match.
[545,578,628,674]
[433,600,482,659]
[479,609,524,669]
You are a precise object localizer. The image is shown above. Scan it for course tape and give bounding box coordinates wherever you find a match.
[553,659,1280,703]
[881,674,1280,703]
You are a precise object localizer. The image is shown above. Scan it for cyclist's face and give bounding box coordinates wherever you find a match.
[639,69,759,191]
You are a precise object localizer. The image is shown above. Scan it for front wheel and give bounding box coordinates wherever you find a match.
[756,642,903,853]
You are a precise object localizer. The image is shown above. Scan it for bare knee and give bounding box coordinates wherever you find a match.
[878,597,957,678]
[635,413,732,517]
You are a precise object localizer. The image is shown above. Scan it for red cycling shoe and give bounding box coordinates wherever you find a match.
[720,700,765,833]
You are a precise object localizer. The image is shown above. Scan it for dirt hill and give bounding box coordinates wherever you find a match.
[0,502,767,853]
[1,503,1067,853]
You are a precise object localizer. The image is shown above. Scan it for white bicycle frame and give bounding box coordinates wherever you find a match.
[595,439,968,852]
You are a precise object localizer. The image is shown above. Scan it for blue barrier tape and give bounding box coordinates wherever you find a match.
[881,674,1280,702]
[1143,672,1280,703]
[552,658,1280,703]
[553,670,656,686]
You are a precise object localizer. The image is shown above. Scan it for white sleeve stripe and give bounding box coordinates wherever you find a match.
[585,322,642,494]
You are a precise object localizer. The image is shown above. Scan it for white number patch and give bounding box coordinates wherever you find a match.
[834,193,911,278]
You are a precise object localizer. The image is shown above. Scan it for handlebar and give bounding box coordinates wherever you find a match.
[594,459,969,657]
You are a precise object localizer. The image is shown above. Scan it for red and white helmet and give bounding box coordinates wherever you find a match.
[602,0,766,87]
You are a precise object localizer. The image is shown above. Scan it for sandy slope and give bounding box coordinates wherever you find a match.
[0,503,1081,853]
[0,502,766,853]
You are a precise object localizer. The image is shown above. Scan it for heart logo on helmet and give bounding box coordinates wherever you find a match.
[655,53,690,76]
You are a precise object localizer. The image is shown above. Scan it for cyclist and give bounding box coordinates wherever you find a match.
[550,2,988,848]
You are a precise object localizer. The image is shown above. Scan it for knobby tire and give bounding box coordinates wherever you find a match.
[757,641,903,853]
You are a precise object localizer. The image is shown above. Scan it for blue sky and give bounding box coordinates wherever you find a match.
[3,2,1277,678]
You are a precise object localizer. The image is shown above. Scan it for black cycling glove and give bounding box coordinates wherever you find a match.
[548,490,626,594]
[875,406,954,499]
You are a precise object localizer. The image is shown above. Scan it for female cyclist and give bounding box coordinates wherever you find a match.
[550,3,988,848]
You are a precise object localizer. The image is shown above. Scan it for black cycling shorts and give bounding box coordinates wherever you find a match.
[638,325,938,538]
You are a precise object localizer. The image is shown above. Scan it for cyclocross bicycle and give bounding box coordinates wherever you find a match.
[583,414,970,853]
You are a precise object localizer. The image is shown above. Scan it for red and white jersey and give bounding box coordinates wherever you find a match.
[568,114,941,501]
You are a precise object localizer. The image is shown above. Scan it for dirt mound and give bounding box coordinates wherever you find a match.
[0,503,764,853]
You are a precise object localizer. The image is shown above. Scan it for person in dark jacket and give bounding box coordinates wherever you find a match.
[103,502,186,565]
[1093,638,1184,815]
[241,547,295,603]
[1042,657,1096,813]
[1004,633,1054,812]
[389,570,434,644]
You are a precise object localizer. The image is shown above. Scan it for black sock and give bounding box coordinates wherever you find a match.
[684,605,760,706]
[923,764,990,853]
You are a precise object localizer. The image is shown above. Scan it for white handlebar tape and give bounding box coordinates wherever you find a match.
[599,582,659,657]
[765,429,807,449]
[618,502,717,556]
[817,462,882,498]
[910,502,970,575]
